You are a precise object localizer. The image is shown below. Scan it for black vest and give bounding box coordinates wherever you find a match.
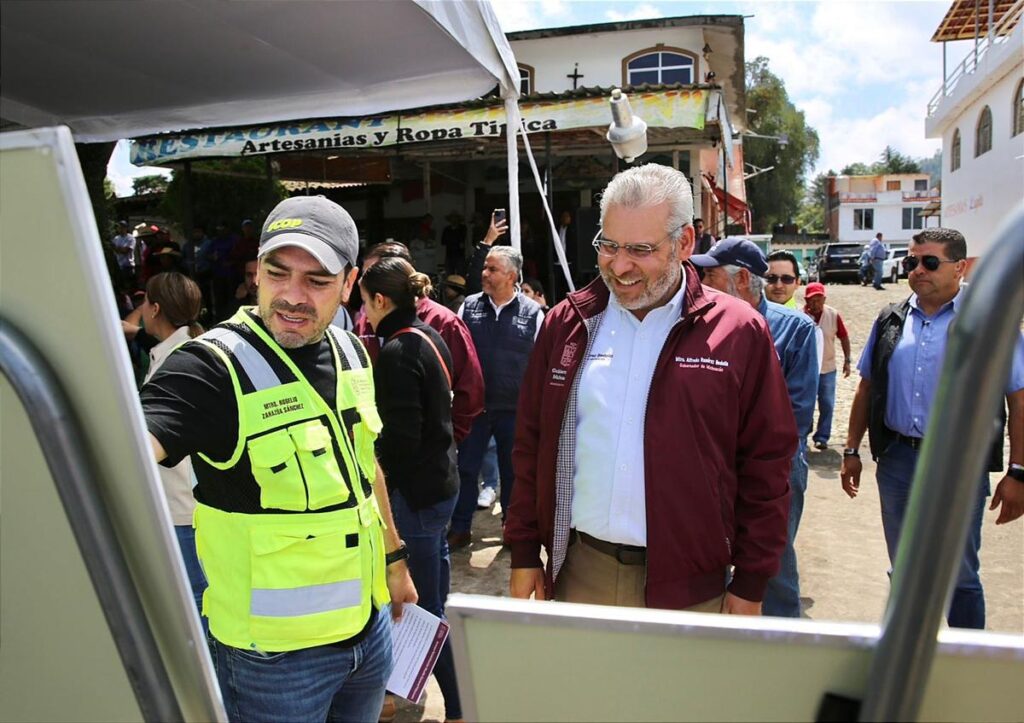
[462,291,541,412]
[868,300,1004,471]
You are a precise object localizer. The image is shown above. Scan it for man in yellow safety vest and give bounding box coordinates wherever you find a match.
[142,195,416,722]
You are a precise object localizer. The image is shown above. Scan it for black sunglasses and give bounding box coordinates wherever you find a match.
[765,274,797,285]
[902,254,959,273]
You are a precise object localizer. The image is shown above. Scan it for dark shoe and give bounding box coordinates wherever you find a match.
[813,441,828,451]
[447,530,471,550]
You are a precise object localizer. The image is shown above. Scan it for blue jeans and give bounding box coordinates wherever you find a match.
[481,437,498,490]
[174,525,209,637]
[451,410,517,533]
[813,371,837,445]
[872,258,885,289]
[763,440,808,618]
[211,608,393,723]
[876,439,988,629]
[390,490,461,719]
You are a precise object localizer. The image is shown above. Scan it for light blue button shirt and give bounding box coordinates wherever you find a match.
[858,288,1024,437]
[571,270,687,547]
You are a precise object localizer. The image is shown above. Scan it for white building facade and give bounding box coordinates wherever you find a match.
[827,174,940,244]
[924,0,1024,257]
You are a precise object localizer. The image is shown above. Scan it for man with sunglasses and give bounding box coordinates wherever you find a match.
[506,165,794,617]
[841,227,1024,629]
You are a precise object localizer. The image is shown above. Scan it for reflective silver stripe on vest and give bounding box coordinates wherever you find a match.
[328,327,364,371]
[250,580,362,617]
[202,328,281,391]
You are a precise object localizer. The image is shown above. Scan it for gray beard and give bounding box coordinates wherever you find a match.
[601,262,682,311]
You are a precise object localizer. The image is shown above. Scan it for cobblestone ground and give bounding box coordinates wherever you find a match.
[397,277,1024,722]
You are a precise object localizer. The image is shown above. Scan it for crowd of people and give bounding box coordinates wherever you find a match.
[120,164,1023,723]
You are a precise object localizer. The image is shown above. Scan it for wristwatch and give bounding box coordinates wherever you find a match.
[385,542,410,566]
[1008,464,1024,482]
[843,447,860,457]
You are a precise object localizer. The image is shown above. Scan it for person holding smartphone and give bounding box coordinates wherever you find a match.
[465,209,509,295]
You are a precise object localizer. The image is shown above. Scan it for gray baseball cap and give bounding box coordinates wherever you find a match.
[258,196,358,275]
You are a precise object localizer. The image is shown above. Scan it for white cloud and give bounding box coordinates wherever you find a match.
[491,0,570,32]
[741,1,948,177]
[107,140,172,197]
[605,3,664,22]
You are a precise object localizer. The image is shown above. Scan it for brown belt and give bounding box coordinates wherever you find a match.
[572,529,647,566]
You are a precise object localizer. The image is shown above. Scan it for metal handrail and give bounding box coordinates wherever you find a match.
[859,205,1024,721]
[927,0,1024,117]
[0,318,184,723]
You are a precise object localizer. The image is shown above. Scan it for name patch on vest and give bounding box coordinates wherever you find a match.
[262,395,305,419]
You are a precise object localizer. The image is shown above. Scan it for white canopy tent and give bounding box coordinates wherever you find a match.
[0,0,528,247]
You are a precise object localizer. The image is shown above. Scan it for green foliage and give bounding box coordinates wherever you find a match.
[132,173,170,195]
[840,146,923,176]
[744,57,820,233]
[159,158,287,230]
[794,171,834,233]
[917,149,942,187]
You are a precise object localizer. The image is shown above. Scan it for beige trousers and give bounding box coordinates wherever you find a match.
[553,536,725,613]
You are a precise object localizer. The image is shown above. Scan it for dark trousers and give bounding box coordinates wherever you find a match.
[450,410,516,533]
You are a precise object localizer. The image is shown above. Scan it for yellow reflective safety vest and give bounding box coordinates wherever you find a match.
[190,309,390,652]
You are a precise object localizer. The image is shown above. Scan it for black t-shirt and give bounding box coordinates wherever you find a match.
[141,310,365,514]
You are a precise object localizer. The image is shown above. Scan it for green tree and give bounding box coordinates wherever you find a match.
[794,170,833,233]
[917,149,942,187]
[877,145,920,173]
[132,173,170,195]
[743,57,820,233]
[159,157,286,230]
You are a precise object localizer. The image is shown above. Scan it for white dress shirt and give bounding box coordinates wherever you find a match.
[571,269,686,546]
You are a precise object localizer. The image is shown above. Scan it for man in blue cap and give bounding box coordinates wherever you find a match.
[692,238,818,618]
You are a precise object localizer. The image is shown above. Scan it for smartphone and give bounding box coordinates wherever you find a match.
[493,208,506,225]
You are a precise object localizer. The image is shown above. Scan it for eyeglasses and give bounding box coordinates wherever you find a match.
[592,227,680,259]
[764,274,797,285]
[901,254,959,273]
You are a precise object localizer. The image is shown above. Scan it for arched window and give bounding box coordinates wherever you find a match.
[518,64,534,96]
[951,129,961,171]
[975,105,992,156]
[622,47,696,86]
[1013,79,1024,137]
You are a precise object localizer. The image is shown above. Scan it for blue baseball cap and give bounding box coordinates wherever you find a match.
[689,237,768,277]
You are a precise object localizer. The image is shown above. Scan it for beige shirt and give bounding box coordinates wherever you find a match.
[816,305,839,374]
[145,326,197,526]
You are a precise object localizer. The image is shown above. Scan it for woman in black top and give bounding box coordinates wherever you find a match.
[359,257,463,722]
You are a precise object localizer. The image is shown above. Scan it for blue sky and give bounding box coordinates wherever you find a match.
[108,0,957,195]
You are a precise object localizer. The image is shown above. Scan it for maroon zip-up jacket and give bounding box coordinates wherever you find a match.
[506,267,795,607]
[355,297,484,443]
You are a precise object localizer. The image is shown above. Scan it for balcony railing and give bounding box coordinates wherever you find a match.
[903,190,941,201]
[838,193,877,203]
[927,0,1024,118]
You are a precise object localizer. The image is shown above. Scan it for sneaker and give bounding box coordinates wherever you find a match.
[813,441,828,451]
[477,486,497,509]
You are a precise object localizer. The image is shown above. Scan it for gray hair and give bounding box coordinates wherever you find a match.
[723,264,765,298]
[487,245,523,277]
[599,164,695,239]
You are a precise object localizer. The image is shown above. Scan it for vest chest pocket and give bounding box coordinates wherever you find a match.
[248,429,307,511]
[290,419,350,510]
[248,421,350,512]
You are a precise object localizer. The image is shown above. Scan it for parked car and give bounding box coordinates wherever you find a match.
[882,245,910,283]
[813,242,865,282]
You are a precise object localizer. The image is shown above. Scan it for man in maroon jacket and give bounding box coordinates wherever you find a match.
[353,242,484,443]
[506,164,795,614]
